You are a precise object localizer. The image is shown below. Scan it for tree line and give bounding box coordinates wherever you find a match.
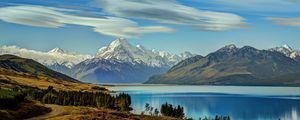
[143,102,230,120]
[0,86,132,111]
[25,86,132,111]
[0,88,26,109]
[142,102,184,119]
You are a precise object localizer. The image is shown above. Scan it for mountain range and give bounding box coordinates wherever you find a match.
[2,39,300,85]
[72,38,195,83]
[0,38,195,83]
[0,46,91,75]
[146,44,300,86]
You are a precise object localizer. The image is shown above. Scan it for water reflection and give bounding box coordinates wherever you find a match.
[110,86,300,120]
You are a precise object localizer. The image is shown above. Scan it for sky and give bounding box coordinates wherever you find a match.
[0,0,300,55]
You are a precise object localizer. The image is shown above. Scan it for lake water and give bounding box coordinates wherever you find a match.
[109,85,300,120]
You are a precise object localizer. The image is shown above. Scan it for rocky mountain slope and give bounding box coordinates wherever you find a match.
[146,45,300,86]
[269,44,300,63]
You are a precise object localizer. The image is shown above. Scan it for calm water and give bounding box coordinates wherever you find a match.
[109,85,300,120]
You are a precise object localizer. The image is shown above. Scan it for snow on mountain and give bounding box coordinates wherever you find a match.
[72,38,196,83]
[95,38,195,67]
[48,47,66,53]
[269,44,300,62]
[0,45,92,68]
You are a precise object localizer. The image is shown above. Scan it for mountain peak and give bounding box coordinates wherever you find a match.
[110,38,130,47]
[218,44,237,52]
[48,47,65,53]
[282,44,293,51]
[224,44,237,49]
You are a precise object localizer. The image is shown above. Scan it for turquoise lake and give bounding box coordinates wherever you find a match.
[109,85,300,120]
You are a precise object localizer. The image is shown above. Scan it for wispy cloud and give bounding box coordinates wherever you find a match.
[267,17,300,27]
[0,5,175,38]
[191,0,300,13]
[95,0,246,31]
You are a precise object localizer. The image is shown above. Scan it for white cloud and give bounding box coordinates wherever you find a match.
[192,0,300,13]
[267,17,300,27]
[95,0,246,31]
[0,5,175,38]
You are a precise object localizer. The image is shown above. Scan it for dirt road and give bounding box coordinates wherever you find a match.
[25,104,64,120]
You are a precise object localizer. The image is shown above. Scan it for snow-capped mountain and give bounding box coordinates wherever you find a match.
[154,50,195,66]
[95,38,168,67]
[269,44,300,63]
[0,45,92,75]
[95,38,195,67]
[72,38,196,83]
[0,38,195,83]
[146,44,300,85]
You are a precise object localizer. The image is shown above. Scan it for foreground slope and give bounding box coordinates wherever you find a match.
[146,45,300,86]
[0,54,104,91]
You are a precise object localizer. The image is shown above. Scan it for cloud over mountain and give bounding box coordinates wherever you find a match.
[95,0,246,31]
[0,45,91,68]
[0,5,175,38]
[267,17,300,27]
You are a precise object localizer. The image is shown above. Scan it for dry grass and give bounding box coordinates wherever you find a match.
[0,69,108,92]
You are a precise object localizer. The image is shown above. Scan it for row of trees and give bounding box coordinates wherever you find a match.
[160,102,185,118]
[142,102,185,118]
[24,86,132,111]
[143,103,230,120]
[0,88,26,109]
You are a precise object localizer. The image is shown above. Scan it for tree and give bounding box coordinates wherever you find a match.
[145,103,150,113]
[154,108,159,116]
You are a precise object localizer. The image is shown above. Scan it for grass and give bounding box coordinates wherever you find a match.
[0,68,109,92]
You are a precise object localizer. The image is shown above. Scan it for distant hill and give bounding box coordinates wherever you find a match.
[146,45,300,86]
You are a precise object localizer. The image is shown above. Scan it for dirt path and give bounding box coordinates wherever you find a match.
[26,104,64,120]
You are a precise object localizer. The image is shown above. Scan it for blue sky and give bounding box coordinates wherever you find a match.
[0,0,300,55]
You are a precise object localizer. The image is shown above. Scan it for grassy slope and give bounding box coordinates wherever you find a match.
[0,54,78,83]
[0,70,107,92]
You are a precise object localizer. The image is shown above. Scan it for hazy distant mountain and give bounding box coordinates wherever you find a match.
[72,38,195,83]
[0,46,92,75]
[269,44,300,63]
[146,45,300,86]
